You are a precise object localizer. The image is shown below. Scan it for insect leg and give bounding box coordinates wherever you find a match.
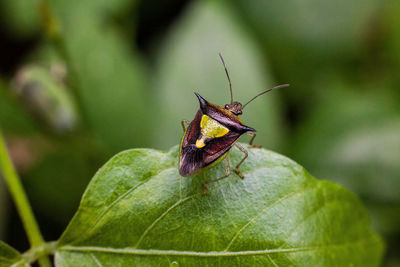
[234,143,248,179]
[247,132,261,148]
[181,120,190,132]
[203,157,230,196]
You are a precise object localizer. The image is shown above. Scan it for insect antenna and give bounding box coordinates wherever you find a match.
[242,84,290,109]
[218,53,233,104]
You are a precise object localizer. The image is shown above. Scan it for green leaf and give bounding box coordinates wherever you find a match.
[0,241,26,267]
[153,0,284,151]
[56,144,383,266]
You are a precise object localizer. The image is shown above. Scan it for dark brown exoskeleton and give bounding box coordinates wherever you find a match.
[179,54,289,195]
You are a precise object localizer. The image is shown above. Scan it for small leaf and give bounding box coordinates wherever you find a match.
[56,144,383,266]
[0,241,26,267]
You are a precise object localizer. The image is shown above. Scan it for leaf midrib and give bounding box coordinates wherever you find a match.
[58,237,378,257]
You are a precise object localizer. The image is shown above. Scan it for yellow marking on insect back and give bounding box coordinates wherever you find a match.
[195,137,206,148]
[200,115,229,138]
[195,115,229,149]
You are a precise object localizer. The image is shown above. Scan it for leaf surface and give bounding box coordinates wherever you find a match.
[56,144,383,266]
[0,241,26,267]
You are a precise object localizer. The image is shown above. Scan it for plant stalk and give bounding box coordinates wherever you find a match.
[0,130,52,267]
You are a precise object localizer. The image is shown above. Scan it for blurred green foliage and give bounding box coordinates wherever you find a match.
[0,0,399,265]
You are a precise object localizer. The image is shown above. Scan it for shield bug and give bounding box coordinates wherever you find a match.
[179,54,289,195]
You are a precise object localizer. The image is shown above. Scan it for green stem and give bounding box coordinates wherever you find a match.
[0,130,52,267]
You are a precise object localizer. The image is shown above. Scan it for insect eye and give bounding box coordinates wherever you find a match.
[224,104,229,109]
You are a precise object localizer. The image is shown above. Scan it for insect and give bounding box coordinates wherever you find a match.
[179,54,289,195]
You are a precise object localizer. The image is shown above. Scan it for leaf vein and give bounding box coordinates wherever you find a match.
[90,253,104,267]
[80,166,178,244]
[91,181,145,229]
[224,186,309,251]
[267,255,279,267]
[60,237,377,257]
[134,171,240,248]
[278,199,339,250]
[134,195,192,248]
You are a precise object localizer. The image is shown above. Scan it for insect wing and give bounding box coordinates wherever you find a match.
[179,110,242,176]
